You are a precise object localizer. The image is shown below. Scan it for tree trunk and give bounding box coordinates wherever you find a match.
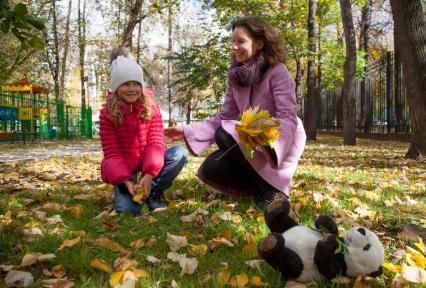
[305,0,318,140]
[394,32,403,133]
[316,25,324,130]
[390,0,426,159]
[52,0,60,102]
[186,97,191,125]
[167,0,173,127]
[122,0,144,48]
[78,0,87,132]
[339,0,357,145]
[295,57,304,117]
[359,0,371,133]
[60,0,72,91]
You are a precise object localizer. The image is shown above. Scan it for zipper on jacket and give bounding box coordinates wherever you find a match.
[129,103,133,113]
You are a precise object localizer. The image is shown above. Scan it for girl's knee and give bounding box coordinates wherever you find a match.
[166,145,188,163]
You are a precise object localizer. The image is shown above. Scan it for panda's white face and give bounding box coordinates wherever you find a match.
[344,227,384,277]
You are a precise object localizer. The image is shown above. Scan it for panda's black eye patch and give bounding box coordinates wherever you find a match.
[363,244,371,251]
[357,228,366,236]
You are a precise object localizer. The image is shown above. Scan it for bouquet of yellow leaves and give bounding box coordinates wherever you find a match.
[235,106,280,158]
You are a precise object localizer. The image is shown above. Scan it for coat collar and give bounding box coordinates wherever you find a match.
[118,101,142,114]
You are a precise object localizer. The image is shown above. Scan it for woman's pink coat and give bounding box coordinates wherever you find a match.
[183,63,306,196]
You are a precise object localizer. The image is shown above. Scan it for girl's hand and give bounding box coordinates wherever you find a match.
[139,174,153,199]
[164,127,184,143]
[124,180,135,197]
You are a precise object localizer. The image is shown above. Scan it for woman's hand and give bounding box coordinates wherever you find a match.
[247,136,266,150]
[124,180,135,197]
[139,174,153,199]
[164,126,184,143]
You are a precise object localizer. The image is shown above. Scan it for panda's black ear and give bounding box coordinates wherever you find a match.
[369,266,383,277]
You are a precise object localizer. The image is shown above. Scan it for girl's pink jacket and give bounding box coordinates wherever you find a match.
[99,101,165,185]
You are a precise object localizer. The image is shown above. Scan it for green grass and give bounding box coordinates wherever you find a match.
[0,135,425,287]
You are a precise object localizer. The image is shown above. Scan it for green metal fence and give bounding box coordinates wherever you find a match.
[0,92,92,142]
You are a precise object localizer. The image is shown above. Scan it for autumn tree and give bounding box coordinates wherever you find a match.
[390,0,426,159]
[339,0,357,145]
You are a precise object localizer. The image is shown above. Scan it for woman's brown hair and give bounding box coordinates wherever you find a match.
[231,15,286,66]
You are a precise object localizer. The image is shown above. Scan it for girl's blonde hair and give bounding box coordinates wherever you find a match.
[108,90,153,124]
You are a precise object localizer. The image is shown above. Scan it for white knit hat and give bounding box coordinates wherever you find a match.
[110,50,144,93]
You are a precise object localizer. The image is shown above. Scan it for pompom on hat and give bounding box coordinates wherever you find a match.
[110,46,144,93]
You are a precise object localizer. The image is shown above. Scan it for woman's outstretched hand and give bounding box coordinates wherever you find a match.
[164,126,184,143]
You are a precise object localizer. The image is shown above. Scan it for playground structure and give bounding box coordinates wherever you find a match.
[0,79,92,142]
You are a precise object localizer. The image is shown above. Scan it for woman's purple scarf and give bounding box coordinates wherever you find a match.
[227,52,269,87]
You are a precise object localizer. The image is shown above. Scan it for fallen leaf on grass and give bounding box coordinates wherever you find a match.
[216,264,231,286]
[90,258,112,273]
[181,208,209,223]
[229,273,249,288]
[245,260,264,274]
[178,256,198,276]
[51,264,66,278]
[129,238,145,249]
[145,236,157,247]
[250,275,267,286]
[97,236,127,253]
[284,281,307,288]
[414,238,426,255]
[146,255,161,265]
[109,270,137,288]
[398,224,423,241]
[401,264,426,283]
[40,278,75,288]
[383,262,404,273]
[167,233,188,252]
[46,215,62,225]
[405,246,426,268]
[19,252,56,267]
[0,264,14,271]
[187,244,208,257]
[113,257,138,271]
[5,270,34,287]
[58,237,81,251]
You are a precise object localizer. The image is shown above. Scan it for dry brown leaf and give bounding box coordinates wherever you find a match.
[398,224,423,241]
[250,275,267,287]
[46,215,62,225]
[245,260,264,274]
[145,236,157,247]
[40,278,75,288]
[57,237,81,251]
[146,255,161,265]
[5,270,34,287]
[166,233,188,252]
[51,264,66,279]
[229,273,249,288]
[90,258,112,273]
[245,208,257,218]
[216,265,231,286]
[179,256,198,276]
[130,267,149,278]
[19,253,40,267]
[113,257,138,271]
[181,208,209,223]
[331,276,352,284]
[243,242,258,257]
[0,264,14,272]
[284,281,307,288]
[129,238,145,249]
[34,210,46,221]
[167,252,186,263]
[97,236,127,253]
[187,244,208,257]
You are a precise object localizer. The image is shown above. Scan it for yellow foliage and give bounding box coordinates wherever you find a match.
[235,106,280,158]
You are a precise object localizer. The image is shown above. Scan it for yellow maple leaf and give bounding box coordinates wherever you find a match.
[133,185,145,204]
[235,106,280,158]
[250,275,267,287]
[229,273,249,288]
[414,237,426,255]
[405,246,426,268]
[383,262,403,273]
[90,258,112,273]
[216,266,231,286]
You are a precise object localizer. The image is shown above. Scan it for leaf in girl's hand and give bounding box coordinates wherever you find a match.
[133,185,145,204]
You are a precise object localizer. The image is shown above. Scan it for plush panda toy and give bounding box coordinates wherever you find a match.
[258,199,385,283]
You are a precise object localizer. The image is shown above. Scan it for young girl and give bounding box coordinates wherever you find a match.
[100,48,187,215]
[165,16,306,210]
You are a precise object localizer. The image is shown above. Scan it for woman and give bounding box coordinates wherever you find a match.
[165,16,306,210]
